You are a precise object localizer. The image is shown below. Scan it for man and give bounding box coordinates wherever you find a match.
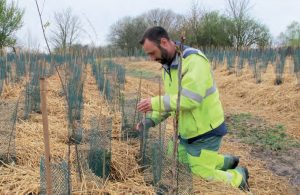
[136,26,249,190]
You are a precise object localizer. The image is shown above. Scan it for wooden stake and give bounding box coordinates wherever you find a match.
[40,77,53,195]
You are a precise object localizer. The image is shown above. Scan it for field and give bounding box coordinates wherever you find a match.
[118,57,300,195]
[0,55,299,195]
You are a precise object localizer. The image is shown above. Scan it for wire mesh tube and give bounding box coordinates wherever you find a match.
[66,63,84,144]
[0,99,19,163]
[121,93,142,140]
[79,116,112,180]
[139,123,193,194]
[40,156,71,195]
[24,77,41,119]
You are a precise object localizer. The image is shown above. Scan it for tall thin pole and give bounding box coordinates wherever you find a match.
[133,73,142,131]
[35,1,80,190]
[158,77,162,145]
[40,77,53,195]
[173,35,185,194]
[34,0,51,55]
[34,0,68,100]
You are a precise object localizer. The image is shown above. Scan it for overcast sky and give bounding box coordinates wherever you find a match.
[14,0,300,50]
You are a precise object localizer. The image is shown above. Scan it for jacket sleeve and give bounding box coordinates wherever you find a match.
[151,55,213,112]
[146,111,171,126]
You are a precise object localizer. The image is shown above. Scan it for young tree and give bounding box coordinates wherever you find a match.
[51,8,82,54]
[0,0,24,51]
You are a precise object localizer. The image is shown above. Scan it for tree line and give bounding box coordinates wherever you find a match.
[108,0,272,54]
[1,0,300,55]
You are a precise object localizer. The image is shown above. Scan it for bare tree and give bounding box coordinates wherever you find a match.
[226,0,271,50]
[143,9,178,30]
[35,0,51,54]
[227,0,251,50]
[141,8,184,40]
[183,1,205,46]
[109,16,147,55]
[51,8,81,54]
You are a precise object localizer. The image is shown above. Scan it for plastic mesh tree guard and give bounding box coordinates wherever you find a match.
[65,63,85,144]
[78,116,112,180]
[40,156,71,195]
[139,122,193,194]
[24,76,41,119]
[292,47,300,84]
[0,99,19,163]
[121,92,142,140]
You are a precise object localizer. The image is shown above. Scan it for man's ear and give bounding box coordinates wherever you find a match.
[160,38,168,47]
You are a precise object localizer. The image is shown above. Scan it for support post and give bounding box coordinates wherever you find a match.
[40,77,52,195]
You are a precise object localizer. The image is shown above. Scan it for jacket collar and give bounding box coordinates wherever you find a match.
[162,53,180,70]
[162,41,190,70]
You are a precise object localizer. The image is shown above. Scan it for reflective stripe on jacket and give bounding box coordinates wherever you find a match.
[148,44,225,140]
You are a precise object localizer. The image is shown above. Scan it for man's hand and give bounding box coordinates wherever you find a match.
[137,98,152,113]
[135,118,155,131]
[135,121,143,131]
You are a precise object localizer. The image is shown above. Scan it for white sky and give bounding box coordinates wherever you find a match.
[14,0,300,50]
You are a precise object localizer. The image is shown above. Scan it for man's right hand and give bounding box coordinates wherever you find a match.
[135,121,143,131]
[135,119,155,131]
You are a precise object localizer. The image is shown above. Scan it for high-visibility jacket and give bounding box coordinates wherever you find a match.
[148,44,226,140]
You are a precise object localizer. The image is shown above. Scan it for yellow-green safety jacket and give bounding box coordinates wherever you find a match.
[148,43,226,142]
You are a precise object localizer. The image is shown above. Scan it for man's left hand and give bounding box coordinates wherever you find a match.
[137,98,152,113]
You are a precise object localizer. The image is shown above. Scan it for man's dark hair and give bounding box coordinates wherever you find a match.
[139,26,170,45]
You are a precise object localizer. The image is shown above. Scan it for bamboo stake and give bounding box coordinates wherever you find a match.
[34,4,77,182]
[102,115,108,183]
[67,144,71,195]
[132,73,142,131]
[74,141,82,182]
[40,77,52,195]
[172,35,185,195]
[158,77,162,147]
[141,112,146,166]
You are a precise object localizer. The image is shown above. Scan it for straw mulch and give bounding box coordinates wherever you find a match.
[124,59,299,195]
[132,58,300,138]
[0,57,298,194]
[0,66,154,194]
[215,62,300,140]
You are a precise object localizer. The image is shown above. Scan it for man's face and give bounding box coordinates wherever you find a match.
[143,39,172,64]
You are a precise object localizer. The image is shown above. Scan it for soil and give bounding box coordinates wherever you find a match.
[251,147,300,188]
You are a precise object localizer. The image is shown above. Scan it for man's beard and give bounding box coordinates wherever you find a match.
[156,46,173,65]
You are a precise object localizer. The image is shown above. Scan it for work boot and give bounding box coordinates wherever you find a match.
[221,155,239,171]
[235,166,250,191]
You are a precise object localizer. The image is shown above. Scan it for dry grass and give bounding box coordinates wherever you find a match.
[0,57,298,194]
